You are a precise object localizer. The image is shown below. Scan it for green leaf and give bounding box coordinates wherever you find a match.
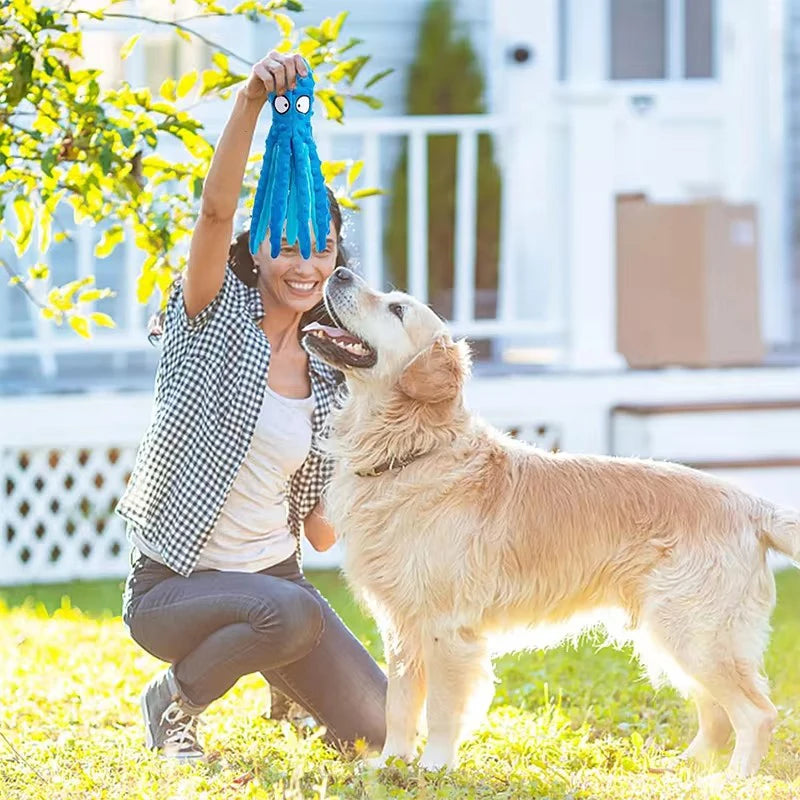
[160,78,177,102]
[328,56,369,85]
[200,69,222,95]
[90,312,116,328]
[321,160,347,182]
[351,94,383,110]
[347,161,363,187]
[336,195,358,210]
[118,128,135,148]
[285,0,304,10]
[28,264,49,281]
[120,34,141,61]
[13,196,34,256]
[78,288,110,304]
[304,25,329,45]
[273,12,293,37]
[350,187,383,200]
[176,70,198,98]
[62,276,94,302]
[136,269,157,304]
[95,225,124,258]
[69,315,91,339]
[99,146,114,174]
[212,52,229,72]
[364,67,394,90]
[38,206,52,253]
[336,37,364,56]
[48,288,69,311]
[318,11,347,43]
[315,89,344,121]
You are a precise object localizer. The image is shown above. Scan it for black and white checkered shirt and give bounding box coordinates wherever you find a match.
[115,265,342,576]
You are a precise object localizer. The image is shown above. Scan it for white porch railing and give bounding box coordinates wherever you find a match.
[0,113,568,380]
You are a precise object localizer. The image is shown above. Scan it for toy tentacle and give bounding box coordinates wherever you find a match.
[293,137,312,259]
[285,167,299,246]
[252,138,279,255]
[305,137,330,253]
[268,135,293,258]
[249,128,279,255]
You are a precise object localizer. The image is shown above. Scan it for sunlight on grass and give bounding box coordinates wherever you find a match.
[1,570,799,799]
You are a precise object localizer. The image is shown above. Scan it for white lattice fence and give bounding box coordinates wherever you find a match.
[0,392,152,586]
[2,444,135,585]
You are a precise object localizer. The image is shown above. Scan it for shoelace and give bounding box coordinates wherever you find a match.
[160,701,200,752]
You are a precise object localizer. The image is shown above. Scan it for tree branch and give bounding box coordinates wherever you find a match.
[67,10,251,67]
[1,260,47,310]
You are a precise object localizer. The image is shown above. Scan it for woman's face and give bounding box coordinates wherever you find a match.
[253,219,338,314]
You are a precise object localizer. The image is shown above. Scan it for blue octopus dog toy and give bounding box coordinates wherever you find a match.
[249,64,330,259]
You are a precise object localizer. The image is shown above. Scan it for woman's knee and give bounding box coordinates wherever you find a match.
[249,585,325,661]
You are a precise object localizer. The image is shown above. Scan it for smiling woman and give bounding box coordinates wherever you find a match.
[114,49,386,763]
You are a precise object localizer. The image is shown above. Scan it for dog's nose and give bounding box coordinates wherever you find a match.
[331,267,354,284]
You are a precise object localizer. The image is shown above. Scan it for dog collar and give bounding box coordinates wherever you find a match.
[355,448,435,478]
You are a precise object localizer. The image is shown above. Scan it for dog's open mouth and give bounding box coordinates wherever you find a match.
[302,321,377,368]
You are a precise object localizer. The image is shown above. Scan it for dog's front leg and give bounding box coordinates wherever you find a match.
[418,628,493,771]
[373,646,426,766]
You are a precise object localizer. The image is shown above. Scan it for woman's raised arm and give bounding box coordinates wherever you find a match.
[183,51,308,319]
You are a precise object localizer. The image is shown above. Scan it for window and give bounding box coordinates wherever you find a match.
[610,0,715,80]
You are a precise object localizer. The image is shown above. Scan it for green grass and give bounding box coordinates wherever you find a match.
[1,570,799,799]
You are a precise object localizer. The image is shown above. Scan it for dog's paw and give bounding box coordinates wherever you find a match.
[364,752,410,770]
[418,753,453,772]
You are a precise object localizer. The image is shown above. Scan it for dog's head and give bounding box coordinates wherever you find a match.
[303,267,471,404]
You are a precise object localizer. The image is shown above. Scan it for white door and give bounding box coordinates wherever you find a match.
[559,0,790,345]
[602,0,726,200]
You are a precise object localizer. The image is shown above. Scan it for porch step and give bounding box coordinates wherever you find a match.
[610,400,800,510]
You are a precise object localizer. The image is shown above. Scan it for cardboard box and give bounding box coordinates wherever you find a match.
[616,196,764,368]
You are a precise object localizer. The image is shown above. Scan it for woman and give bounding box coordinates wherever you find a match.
[116,51,387,760]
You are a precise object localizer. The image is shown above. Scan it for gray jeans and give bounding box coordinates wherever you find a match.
[122,549,386,751]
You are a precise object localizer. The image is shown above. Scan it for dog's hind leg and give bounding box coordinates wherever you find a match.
[375,645,426,765]
[682,688,732,762]
[418,627,493,770]
[639,571,776,776]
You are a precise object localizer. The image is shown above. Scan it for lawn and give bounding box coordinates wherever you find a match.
[1,569,798,800]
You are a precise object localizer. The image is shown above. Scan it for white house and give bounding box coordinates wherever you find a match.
[2,0,799,583]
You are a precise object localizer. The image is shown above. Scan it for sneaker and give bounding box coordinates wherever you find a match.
[140,668,206,760]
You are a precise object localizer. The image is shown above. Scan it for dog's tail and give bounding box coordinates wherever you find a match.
[759,505,800,566]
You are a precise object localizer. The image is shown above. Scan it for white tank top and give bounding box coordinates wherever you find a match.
[129,386,314,572]
[193,384,316,571]
[196,386,314,572]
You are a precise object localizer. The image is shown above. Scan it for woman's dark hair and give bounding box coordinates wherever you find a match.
[148,186,347,344]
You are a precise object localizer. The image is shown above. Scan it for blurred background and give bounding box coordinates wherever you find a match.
[1,0,798,592]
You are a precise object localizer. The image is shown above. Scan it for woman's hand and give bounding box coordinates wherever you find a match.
[240,51,309,104]
[304,501,337,552]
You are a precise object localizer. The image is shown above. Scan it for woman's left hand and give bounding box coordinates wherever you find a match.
[303,502,337,552]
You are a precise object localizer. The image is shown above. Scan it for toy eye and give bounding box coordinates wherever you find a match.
[295,95,310,114]
[274,95,290,114]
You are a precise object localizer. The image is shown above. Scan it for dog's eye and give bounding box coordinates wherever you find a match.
[388,303,405,321]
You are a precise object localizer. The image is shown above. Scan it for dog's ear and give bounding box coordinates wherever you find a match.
[398,336,471,404]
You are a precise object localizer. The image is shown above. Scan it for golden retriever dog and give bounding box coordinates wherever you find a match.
[304,267,799,776]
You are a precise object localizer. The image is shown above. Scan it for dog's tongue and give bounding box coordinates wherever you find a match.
[302,321,359,343]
